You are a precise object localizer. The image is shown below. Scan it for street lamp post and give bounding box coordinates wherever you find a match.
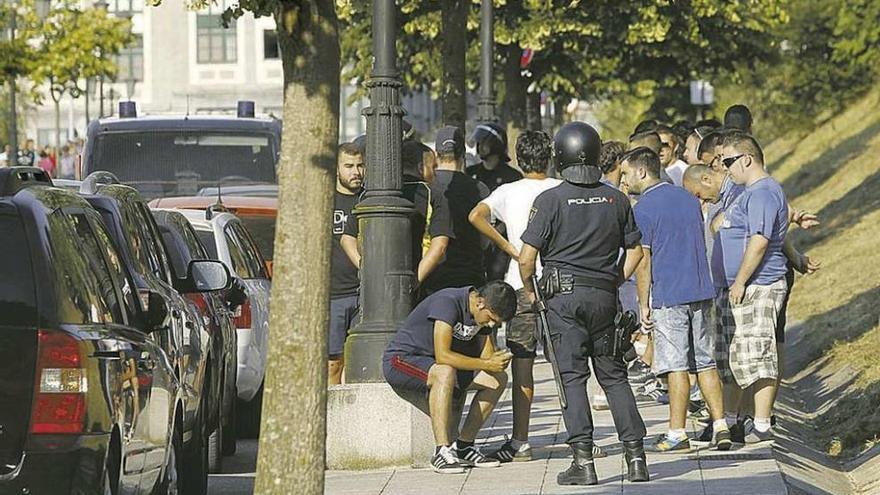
[344,0,414,383]
[477,0,496,123]
[94,0,108,117]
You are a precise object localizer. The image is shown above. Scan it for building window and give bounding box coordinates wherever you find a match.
[263,30,279,60]
[107,0,143,17]
[197,1,237,64]
[116,34,143,82]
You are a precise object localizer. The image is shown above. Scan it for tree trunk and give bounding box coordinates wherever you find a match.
[526,91,542,131]
[500,43,527,160]
[440,0,468,130]
[253,2,339,494]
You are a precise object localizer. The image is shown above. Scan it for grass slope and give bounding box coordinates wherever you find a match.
[766,86,880,459]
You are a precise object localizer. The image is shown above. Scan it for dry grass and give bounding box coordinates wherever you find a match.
[767,85,880,460]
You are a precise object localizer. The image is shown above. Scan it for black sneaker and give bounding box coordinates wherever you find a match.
[635,380,664,403]
[628,360,654,384]
[454,443,501,468]
[695,423,714,443]
[688,400,710,422]
[487,437,531,463]
[593,444,608,458]
[731,416,754,444]
[714,429,733,451]
[431,446,465,474]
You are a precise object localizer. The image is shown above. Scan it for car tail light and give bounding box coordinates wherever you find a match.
[30,330,88,434]
[233,299,252,329]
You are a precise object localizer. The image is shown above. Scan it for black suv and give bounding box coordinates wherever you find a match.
[0,168,185,494]
[77,173,220,494]
[153,209,240,470]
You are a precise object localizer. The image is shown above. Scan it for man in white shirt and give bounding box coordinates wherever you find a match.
[657,125,689,186]
[468,130,561,462]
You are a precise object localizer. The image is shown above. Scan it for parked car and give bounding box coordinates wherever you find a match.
[81,101,281,200]
[0,167,189,494]
[173,208,272,437]
[149,195,277,270]
[152,209,240,468]
[77,172,218,494]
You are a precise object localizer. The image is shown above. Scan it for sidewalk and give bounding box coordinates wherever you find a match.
[325,359,788,495]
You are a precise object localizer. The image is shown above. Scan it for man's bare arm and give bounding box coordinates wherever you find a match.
[782,237,821,274]
[518,243,539,303]
[417,236,449,283]
[340,234,361,268]
[622,245,644,281]
[434,322,509,373]
[468,203,519,260]
[634,247,654,330]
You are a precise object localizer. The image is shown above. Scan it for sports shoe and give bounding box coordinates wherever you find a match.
[635,380,664,402]
[593,444,607,458]
[628,361,653,385]
[487,437,531,463]
[714,428,732,451]
[591,393,609,411]
[431,445,465,474]
[695,423,714,443]
[688,400,710,422]
[743,427,774,444]
[656,391,670,405]
[730,416,754,444]
[646,434,692,453]
[454,442,501,468]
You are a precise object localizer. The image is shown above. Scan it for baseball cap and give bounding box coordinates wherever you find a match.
[435,125,465,157]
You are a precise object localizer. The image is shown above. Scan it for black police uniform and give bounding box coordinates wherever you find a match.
[522,182,647,447]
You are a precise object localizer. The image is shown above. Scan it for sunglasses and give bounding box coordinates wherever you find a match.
[722,154,747,168]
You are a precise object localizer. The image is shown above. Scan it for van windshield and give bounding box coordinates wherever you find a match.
[91,131,277,200]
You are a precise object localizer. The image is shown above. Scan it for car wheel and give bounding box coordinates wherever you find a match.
[208,420,223,473]
[236,383,263,439]
[180,394,209,495]
[152,425,181,495]
[222,391,237,456]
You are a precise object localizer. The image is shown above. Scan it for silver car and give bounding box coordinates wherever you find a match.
[174,208,271,436]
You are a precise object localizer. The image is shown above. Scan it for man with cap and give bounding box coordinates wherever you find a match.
[421,126,489,296]
[519,122,650,486]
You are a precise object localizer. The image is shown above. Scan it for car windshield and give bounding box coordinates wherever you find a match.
[91,131,277,200]
[238,215,275,260]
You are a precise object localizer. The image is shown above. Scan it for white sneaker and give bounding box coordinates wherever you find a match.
[431,445,465,474]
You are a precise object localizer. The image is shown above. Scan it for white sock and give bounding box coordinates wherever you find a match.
[668,429,688,441]
[713,419,729,432]
[754,417,772,433]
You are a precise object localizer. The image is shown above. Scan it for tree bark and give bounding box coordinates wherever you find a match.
[440,0,468,130]
[500,43,527,160]
[526,91,542,131]
[254,2,339,494]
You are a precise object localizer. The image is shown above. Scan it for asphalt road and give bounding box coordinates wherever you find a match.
[208,439,258,494]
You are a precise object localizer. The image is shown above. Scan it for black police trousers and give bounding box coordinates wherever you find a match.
[545,286,647,445]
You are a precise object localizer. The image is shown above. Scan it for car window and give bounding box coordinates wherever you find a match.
[0,206,38,327]
[224,224,254,278]
[159,228,192,280]
[179,220,209,260]
[238,215,275,260]
[90,217,140,324]
[48,211,120,325]
[119,200,163,281]
[231,221,268,279]
[138,203,174,283]
[196,229,219,259]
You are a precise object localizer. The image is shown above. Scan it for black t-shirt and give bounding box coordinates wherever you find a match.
[343,175,440,272]
[466,162,522,192]
[331,190,361,298]
[521,181,642,292]
[423,170,489,292]
[384,287,492,358]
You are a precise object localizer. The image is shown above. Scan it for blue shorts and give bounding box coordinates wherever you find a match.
[382,353,474,403]
[329,294,359,357]
[651,299,715,376]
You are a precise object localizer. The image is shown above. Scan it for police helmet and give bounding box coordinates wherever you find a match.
[553,121,603,185]
[470,122,509,162]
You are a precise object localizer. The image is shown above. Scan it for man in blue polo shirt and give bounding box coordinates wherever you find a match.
[620,147,731,453]
[714,131,790,443]
[383,281,517,473]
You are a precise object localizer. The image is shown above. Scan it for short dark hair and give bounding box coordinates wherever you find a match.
[633,119,659,134]
[599,140,626,174]
[721,130,764,164]
[628,131,662,153]
[697,130,725,158]
[621,146,661,179]
[477,281,517,322]
[672,120,694,141]
[515,130,552,174]
[402,141,431,179]
[339,142,362,157]
[724,105,753,131]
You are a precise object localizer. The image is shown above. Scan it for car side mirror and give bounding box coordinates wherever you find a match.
[141,290,169,332]
[187,259,231,293]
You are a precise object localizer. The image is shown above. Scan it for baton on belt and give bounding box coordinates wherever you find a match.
[531,275,567,409]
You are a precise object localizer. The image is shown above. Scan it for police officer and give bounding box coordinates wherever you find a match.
[519,122,650,486]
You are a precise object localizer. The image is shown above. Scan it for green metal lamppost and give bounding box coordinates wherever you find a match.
[344,0,414,383]
[477,0,496,123]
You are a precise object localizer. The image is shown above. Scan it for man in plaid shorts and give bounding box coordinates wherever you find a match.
[713,131,789,443]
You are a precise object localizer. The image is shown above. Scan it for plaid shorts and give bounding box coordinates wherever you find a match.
[714,290,736,384]
[726,278,788,388]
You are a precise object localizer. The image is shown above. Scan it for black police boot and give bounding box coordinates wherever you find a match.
[623,439,650,482]
[557,442,598,485]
